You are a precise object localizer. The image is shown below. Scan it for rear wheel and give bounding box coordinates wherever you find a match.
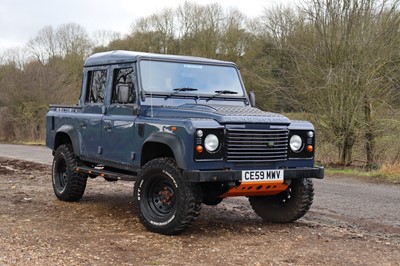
[52,144,87,201]
[133,158,202,235]
[249,178,314,223]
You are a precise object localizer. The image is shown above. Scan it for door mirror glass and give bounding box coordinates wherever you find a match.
[249,91,256,107]
[117,84,130,104]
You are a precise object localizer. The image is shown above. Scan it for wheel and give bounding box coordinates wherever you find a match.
[52,144,87,201]
[133,158,202,235]
[202,197,223,206]
[249,178,314,223]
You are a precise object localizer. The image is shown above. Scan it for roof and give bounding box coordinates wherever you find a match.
[84,50,236,67]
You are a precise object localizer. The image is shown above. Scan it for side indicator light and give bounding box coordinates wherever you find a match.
[306,145,314,153]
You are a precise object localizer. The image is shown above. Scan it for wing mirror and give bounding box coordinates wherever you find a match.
[249,91,256,107]
[117,84,130,104]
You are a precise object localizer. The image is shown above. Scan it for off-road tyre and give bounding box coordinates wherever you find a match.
[249,178,314,223]
[52,144,87,201]
[133,158,202,235]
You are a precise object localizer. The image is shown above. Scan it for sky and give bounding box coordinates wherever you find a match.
[0,0,294,52]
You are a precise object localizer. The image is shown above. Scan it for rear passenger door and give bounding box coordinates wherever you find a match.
[79,68,108,159]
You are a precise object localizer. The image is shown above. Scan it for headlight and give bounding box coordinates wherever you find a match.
[204,134,219,152]
[290,135,303,152]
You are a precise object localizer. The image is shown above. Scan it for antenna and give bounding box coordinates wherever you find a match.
[150,58,153,117]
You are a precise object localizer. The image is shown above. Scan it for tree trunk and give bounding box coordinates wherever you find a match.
[338,134,355,166]
[364,97,375,169]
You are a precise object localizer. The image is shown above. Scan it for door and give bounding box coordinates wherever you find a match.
[79,68,108,158]
[101,66,138,166]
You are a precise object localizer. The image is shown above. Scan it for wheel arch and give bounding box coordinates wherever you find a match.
[54,125,81,156]
[142,133,186,169]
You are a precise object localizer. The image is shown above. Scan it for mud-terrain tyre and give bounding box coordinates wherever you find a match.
[133,158,202,235]
[249,178,314,223]
[52,144,87,202]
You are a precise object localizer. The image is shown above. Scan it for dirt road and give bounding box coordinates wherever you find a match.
[0,145,399,265]
[0,144,52,164]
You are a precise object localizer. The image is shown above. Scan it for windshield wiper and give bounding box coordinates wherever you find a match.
[166,87,198,98]
[206,90,238,101]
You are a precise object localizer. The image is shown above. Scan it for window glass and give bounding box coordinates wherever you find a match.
[85,70,107,103]
[139,60,244,96]
[112,68,136,104]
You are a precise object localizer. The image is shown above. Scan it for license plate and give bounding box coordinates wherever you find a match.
[242,170,284,182]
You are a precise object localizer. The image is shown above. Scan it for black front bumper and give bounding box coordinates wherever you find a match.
[183,167,324,182]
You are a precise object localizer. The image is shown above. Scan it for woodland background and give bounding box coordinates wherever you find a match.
[1,0,400,172]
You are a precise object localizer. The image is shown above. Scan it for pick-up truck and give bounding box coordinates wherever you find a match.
[46,50,324,235]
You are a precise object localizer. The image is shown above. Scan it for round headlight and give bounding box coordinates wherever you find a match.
[290,135,303,152]
[204,134,219,152]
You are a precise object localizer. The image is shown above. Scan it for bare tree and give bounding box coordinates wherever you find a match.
[0,47,27,69]
[176,1,202,39]
[26,23,92,63]
[129,8,177,54]
[176,2,205,55]
[218,8,250,60]
[92,30,121,48]
[26,26,58,63]
[262,0,400,166]
[56,23,92,58]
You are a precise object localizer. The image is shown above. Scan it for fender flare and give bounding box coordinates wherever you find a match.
[55,124,81,156]
[143,132,186,169]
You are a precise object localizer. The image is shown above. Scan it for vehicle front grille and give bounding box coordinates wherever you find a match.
[225,128,288,162]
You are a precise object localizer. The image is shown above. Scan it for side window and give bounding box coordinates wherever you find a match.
[112,68,136,104]
[85,70,107,103]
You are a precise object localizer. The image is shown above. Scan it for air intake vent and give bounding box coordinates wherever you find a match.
[225,128,288,162]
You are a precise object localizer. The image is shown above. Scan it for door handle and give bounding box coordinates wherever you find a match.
[79,122,87,129]
[104,124,112,131]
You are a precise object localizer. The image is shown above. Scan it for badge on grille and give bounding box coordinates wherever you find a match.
[267,141,275,148]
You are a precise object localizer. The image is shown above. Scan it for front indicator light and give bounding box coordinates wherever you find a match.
[306,145,314,153]
[196,145,203,153]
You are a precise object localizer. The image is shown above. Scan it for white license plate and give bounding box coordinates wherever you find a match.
[242,170,284,182]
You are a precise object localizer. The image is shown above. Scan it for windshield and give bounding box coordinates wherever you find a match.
[139,60,244,97]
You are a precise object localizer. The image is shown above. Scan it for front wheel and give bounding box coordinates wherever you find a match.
[133,158,202,235]
[249,178,314,223]
[52,144,87,201]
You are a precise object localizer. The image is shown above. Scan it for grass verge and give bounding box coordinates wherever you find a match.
[11,141,45,146]
[325,166,400,184]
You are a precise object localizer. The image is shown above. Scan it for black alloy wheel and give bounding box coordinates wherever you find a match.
[133,157,202,235]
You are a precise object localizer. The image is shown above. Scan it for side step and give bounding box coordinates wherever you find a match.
[75,166,136,181]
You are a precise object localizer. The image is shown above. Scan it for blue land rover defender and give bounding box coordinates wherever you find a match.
[46,50,324,235]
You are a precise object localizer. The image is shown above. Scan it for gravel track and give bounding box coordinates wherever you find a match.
[0,144,399,265]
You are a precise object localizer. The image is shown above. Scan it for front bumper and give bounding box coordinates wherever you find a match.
[183,166,324,182]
